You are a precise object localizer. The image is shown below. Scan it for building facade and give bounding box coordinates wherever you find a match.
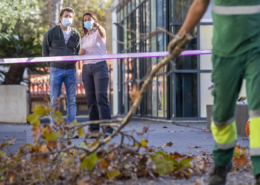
[111,0,215,120]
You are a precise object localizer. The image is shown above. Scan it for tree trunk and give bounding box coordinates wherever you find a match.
[49,0,63,28]
[3,64,26,85]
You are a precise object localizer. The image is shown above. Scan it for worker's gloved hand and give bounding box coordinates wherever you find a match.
[167,33,192,55]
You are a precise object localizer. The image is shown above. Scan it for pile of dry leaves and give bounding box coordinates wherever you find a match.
[0,107,251,185]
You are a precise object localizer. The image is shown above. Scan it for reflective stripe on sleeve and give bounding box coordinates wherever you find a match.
[212,4,260,15]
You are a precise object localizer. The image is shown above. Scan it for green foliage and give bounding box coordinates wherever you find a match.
[81,153,98,171]
[51,111,64,122]
[150,151,192,175]
[150,151,176,175]
[0,35,46,84]
[33,106,52,117]
[63,0,107,36]
[107,170,121,179]
[0,0,38,36]
[77,128,85,138]
[0,35,42,58]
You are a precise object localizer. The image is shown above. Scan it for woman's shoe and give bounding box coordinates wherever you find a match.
[86,130,100,139]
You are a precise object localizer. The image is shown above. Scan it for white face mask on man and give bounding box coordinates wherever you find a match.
[61,18,73,27]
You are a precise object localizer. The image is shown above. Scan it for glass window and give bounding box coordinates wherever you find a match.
[157,0,163,28]
[121,9,124,20]
[117,12,120,22]
[127,16,132,47]
[200,25,213,70]
[176,37,197,69]
[123,58,128,82]
[151,37,156,64]
[123,82,129,113]
[174,0,193,22]
[200,73,213,117]
[136,0,140,6]
[151,0,156,32]
[144,79,152,116]
[136,10,140,44]
[146,0,150,34]
[175,73,198,117]
[132,0,135,10]
[124,6,127,18]
[170,0,174,23]
[152,77,157,117]
[158,75,167,117]
[128,2,131,14]
[129,58,134,81]
[124,20,127,49]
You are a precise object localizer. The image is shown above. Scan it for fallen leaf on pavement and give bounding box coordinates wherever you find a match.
[163,142,173,147]
[163,126,168,128]
[194,177,205,185]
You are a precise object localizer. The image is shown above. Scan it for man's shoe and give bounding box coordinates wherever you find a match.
[255,174,260,185]
[208,163,232,185]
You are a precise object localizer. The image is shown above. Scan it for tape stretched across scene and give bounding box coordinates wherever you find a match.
[0,49,212,65]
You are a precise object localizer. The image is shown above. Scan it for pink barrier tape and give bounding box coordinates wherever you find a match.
[0,49,212,65]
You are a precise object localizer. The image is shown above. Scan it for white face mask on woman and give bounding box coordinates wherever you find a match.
[62,18,73,27]
[84,21,94,30]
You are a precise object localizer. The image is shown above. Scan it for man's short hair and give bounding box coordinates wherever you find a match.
[60,7,75,17]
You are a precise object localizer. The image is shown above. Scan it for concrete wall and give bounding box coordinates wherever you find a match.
[0,85,27,123]
[206,105,249,135]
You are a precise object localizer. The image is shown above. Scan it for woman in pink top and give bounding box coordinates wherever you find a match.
[79,12,113,138]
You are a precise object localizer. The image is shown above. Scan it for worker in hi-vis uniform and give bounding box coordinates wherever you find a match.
[168,0,260,184]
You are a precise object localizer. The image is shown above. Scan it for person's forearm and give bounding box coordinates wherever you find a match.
[97,25,106,37]
[178,0,210,36]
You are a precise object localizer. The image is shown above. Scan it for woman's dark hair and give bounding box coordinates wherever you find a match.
[82,12,98,36]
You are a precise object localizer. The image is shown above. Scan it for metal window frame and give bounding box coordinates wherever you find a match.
[117,0,213,120]
[170,1,213,120]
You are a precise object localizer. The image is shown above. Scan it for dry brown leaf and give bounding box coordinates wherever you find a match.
[233,155,248,166]
[97,150,107,158]
[130,86,139,102]
[163,126,168,128]
[47,140,57,148]
[32,125,41,142]
[194,177,205,185]
[197,161,206,170]
[3,171,16,184]
[142,123,150,133]
[163,141,173,147]
[145,148,155,152]
[77,177,91,185]
[170,152,186,159]
[107,151,116,161]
